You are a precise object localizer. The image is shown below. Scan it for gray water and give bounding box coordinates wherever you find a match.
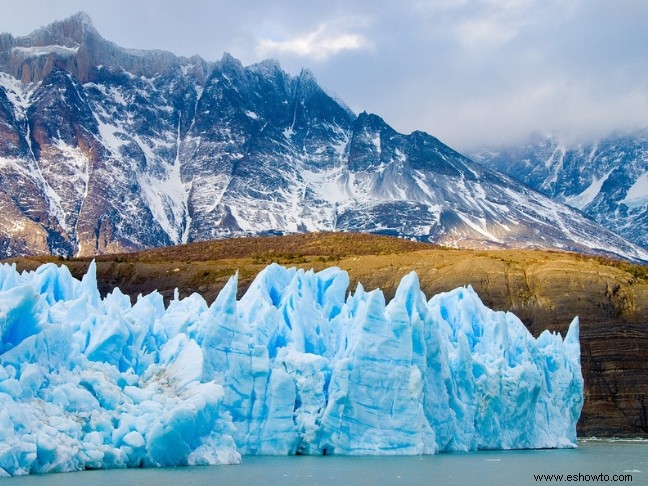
[1,441,646,485]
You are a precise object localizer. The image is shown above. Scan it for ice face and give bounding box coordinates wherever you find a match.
[0,261,583,476]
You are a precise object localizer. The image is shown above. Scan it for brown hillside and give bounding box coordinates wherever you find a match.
[6,232,648,437]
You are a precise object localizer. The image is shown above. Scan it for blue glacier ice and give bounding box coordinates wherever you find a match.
[0,261,583,476]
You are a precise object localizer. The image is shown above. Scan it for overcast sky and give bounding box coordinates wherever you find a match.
[1,0,647,151]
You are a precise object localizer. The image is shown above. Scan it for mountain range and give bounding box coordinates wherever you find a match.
[473,131,648,250]
[1,12,647,262]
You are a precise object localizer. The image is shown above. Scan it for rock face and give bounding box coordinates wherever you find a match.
[473,131,648,250]
[1,13,647,262]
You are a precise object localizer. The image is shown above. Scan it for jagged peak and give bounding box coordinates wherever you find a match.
[26,11,100,49]
[355,111,387,128]
[214,52,246,78]
[248,58,283,75]
[410,129,434,139]
[65,11,95,29]
[293,67,327,98]
[297,67,317,83]
[219,52,242,67]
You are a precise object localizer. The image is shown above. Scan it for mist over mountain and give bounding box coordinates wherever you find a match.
[474,131,648,250]
[0,13,646,262]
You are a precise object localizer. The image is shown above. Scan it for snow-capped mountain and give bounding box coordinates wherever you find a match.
[1,13,647,262]
[473,132,648,250]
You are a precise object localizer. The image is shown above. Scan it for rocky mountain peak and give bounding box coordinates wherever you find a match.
[0,14,647,263]
[353,111,388,130]
[248,58,284,80]
[218,52,243,70]
[0,12,109,83]
[297,67,317,82]
[0,13,191,83]
[26,11,98,49]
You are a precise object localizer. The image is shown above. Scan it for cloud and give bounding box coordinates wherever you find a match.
[416,75,648,151]
[256,23,369,61]
[451,0,548,49]
[456,15,521,49]
[0,0,646,151]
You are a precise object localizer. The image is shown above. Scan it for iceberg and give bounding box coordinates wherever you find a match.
[0,261,583,476]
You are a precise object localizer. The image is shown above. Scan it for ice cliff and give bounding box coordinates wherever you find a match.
[0,261,583,476]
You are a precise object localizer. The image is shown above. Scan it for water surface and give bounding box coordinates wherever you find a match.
[2,441,645,485]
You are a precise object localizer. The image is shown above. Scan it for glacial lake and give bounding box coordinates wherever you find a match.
[1,440,646,485]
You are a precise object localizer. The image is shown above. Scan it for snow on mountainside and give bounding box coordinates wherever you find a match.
[473,131,648,250]
[0,13,647,262]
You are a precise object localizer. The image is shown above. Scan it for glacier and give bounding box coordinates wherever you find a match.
[0,261,583,476]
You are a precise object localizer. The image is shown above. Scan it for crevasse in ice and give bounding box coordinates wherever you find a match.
[0,261,583,476]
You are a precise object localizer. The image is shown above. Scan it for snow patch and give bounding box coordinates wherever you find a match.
[282,127,294,139]
[564,171,612,210]
[11,45,79,57]
[372,134,381,152]
[136,120,191,244]
[95,119,128,154]
[621,172,648,209]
